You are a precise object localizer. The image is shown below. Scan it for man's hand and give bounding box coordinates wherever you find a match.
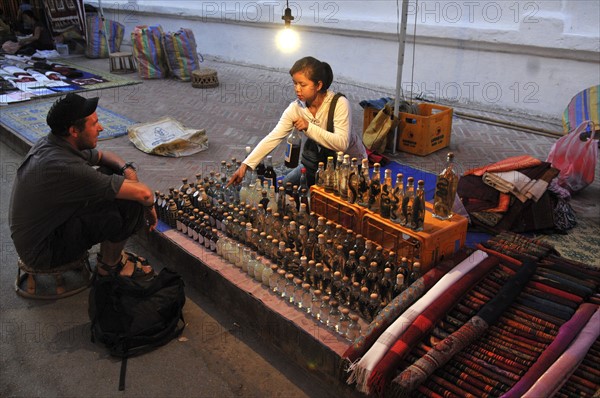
[144,206,158,232]
[227,163,248,187]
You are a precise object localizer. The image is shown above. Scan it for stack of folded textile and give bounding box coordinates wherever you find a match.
[458,155,576,234]
[341,232,600,397]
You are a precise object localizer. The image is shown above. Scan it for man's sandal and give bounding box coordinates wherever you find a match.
[96,252,155,281]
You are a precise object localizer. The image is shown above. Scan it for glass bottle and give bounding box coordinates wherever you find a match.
[337,307,351,337]
[347,157,360,204]
[187,216,196,239]
[255,159,266,183]
[354,256,369,285]
[293,278,304,308]
[331,271,344,302]
[412,180,426,232]
[333,151,344,196]
[380,267,394,305]
[301,283,313,313]
[398,256,410,282]
[313,234,327,265]
[340,276,352,307]
[263,155,277,189]
[297,203,310,227]
[303,228,317,260]
[299,167,309,194]
[323,156,336,193]
[358,287,370,319]
[380,169,393,219]
[383,251,398,278]
[260,259,272,287]
[433,152,459,220]
[269,265,280,293]
[349,282,361,312]
[328,300,341,330]
[241,247,251,273]
[402,176,415,228]
[315,217,327,236]
[253,254,265,283]
[368,162,382,212]
[267,186,277,211]
[331,245,345,274]
[408,261,422,286]
[357,158,370,207]
[298,255,308,281]
[314,162,325,188]
[361,240,376,264]
[339,154,350,201]
[210,228,219,252]
[311,289,323,320]
[364,262,380,293]
[247,251,257,278]
[305,259,316,286]
[313,262,324,291]
[297,225,308,255]
[344,251,358,279]
[347,314,362,341]
[277,187,287,217]
[393,274,406,298]
[367,293,381,322]
[319,295,331,325]
[284,128,302,168]
[284,273,295,302]
[322,267,332,295]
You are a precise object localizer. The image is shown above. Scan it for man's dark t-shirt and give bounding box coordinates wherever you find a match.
[9,133,124,268]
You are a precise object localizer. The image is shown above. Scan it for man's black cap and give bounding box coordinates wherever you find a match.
[47,93,99,136]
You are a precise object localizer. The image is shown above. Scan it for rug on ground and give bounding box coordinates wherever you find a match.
[0,98,136,143]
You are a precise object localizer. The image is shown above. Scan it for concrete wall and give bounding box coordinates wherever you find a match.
[93,1,599,119]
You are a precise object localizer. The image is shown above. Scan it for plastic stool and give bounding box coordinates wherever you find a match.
[15,252,93,300]
[109,52,137,74]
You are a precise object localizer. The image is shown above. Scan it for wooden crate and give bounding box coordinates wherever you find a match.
[360,202,467,272]
[363,106,380,134]
[397,103,453,156]
[310,187,467,271]
[310,186,363,233]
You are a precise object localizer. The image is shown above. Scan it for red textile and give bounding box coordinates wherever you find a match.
[367,256,499,395]
[465,155,542,176]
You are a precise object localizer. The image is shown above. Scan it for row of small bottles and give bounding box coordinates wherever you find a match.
[315,151,460,226]
[154,182,423,329]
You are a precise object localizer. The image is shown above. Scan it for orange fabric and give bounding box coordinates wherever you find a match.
[485,193,511,213]
[465,155,542,176]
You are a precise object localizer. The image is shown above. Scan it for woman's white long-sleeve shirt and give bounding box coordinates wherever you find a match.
[243,90,367,170]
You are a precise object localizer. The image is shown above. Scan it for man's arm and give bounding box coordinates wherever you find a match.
[97,150,138,181]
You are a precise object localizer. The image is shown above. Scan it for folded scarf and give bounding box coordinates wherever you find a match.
[501,302,598,397]
[389,260,537,395]
[341,252,466,363]
[347,250,489,393]
[368,255,500,395]
[522,306,600,398]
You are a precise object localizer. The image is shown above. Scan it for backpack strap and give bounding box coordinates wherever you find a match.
[327,92,345,133]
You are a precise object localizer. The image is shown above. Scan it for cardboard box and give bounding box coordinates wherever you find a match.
[397,103,453,156]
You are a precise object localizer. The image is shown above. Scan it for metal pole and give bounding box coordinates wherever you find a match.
[391,0,410,154]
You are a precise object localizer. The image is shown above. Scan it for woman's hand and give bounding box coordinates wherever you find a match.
[227,163,248,187]
[293,118,309,132]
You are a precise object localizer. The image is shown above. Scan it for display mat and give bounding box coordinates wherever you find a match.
[0,98,136,144]
[0,57,141,104]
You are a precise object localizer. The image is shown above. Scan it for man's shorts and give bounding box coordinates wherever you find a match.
[43,199,145,268]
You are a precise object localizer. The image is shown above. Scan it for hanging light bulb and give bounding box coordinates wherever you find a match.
[282,0,295,28]
[276,0,300,53]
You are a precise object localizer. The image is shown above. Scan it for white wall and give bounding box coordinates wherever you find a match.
[93,0,600,119]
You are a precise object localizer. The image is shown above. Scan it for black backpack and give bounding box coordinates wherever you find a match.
[89,268,186,390]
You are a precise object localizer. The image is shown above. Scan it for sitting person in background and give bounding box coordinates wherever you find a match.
[0,8,16,45]
[2,10,54,55]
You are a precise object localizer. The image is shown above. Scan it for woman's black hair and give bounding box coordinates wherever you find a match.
[289,56,333,93]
